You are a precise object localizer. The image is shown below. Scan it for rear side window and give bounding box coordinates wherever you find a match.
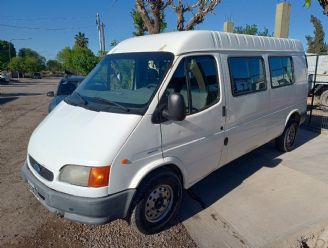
[269,56,294,88]
[228,57,266,96]
[164,55,220,115]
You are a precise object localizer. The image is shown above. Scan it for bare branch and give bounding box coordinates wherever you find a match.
[185,0,220,31]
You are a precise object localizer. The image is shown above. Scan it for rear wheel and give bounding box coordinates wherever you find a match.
[320,90,328,108]
[129,169,182,234]
[275,119,299,152]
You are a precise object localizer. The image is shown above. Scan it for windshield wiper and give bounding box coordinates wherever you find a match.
[68,92,88,105]
[91,97,130,112]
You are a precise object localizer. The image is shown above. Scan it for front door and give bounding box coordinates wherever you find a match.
[159,54,226,186]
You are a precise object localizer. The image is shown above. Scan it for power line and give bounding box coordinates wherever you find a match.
[0,15,95,21]
[0,24,95,31]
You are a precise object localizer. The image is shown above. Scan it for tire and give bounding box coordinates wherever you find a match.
[320,90,328,108]
[129,169,182,234]
[275,119,299,152]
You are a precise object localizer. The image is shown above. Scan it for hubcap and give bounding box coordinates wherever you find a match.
[145,184,173,223]
[286,124,296,147]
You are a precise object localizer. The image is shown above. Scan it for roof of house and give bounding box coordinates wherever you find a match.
[110,30,304,55]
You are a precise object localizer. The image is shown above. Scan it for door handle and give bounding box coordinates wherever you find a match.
[224,137,229,146]
[222,106,226,117]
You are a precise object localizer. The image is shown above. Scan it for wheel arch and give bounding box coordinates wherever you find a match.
[285,109,301,127]
[128,157,187,190]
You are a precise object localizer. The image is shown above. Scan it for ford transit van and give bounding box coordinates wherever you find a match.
[22,31,308,234]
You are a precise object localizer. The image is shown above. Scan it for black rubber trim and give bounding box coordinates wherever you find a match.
[21,162,136,225]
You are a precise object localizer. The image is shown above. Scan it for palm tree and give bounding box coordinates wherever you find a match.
[74,32,89,48]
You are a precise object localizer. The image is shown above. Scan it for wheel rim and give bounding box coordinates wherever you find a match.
[144,184,174,223]
[286,124,296,147]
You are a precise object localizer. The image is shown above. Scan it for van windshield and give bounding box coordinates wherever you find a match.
[66,52,174,114]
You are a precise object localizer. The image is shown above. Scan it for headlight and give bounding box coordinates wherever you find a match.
[59,165,110,187]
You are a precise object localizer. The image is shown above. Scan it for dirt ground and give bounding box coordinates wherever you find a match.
[0,78,197,248]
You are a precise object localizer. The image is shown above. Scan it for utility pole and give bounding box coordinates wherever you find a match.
[96,13,106,52]
[101,22,105,51]
[8,38,31,62]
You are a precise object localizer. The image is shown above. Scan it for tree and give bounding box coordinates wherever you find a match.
[18,48,46,73]
[133,0,221,35]
[0,40,16,70]
[304,0,328,15]
[170,0,220,31]
[8,48,45,75]
[131,6,167,36]
[306,15,327,54]
[74,32,89,48]
[234,24,272,36]
[71,48,99,75]
[110,40,119,47]
[8,57,24,73]
[46,60,63,73]
[57,47,98,75]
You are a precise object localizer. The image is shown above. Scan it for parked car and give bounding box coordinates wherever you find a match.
[0,72,10,84]
[32,72,42,79]
[47,75,85,112]
[22,31,308,234]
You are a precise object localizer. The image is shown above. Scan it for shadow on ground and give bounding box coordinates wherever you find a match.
[0,97,18,105]
[177,128,320,224]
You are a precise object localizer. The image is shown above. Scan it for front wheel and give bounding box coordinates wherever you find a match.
[275,119,299,152]
[129,169,182,234]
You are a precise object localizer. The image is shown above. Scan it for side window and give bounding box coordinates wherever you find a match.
[186,56,219,113]
[228,57,266,96]
[269,56,294,88]
[164,56,220,115]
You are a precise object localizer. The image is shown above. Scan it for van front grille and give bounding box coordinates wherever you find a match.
[28,156,54,181]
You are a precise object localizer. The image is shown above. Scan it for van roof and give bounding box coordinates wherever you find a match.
[110,30,304,55]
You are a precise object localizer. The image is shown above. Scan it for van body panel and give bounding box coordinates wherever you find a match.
[219,52,271,165]
[27,101,142,197]
[22,31,308,226]
[159,54,226,185]
[108,114,163,194]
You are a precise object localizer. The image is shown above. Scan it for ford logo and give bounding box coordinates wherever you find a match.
[32,162,41,173]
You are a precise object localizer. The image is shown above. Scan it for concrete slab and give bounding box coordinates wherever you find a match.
[180,128,328,248]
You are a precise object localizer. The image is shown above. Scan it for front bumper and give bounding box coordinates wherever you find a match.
[21,162,136,225]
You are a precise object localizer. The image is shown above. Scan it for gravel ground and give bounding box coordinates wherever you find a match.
[0,78,197,248]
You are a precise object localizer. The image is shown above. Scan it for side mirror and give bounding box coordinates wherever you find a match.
[46,91,54,97]
[162,93,186,121]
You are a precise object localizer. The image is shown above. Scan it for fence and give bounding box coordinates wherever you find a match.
[305,54,328,132]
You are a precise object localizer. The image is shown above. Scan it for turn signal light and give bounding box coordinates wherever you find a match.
[88,166,110,187]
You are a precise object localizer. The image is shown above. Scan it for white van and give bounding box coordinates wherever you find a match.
[22,31,308,234]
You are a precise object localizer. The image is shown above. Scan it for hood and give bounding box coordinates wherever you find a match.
[48,95,67,112]
[28,101,142,172]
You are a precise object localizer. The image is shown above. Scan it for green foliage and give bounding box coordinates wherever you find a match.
[304,0,312,8]
[110,40,119,47]
[46,60,63,73]
[8,57,24,72]
[57,46,98,75]
[234,24,272,36]
[306,15,327,54]
[304,0,328,15]
[8,48,45,74]
[71,48,99,75]
[0,40,16,70]
[74,32,89,49]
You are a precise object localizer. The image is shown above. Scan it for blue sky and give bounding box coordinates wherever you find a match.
[1,0,327,60]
